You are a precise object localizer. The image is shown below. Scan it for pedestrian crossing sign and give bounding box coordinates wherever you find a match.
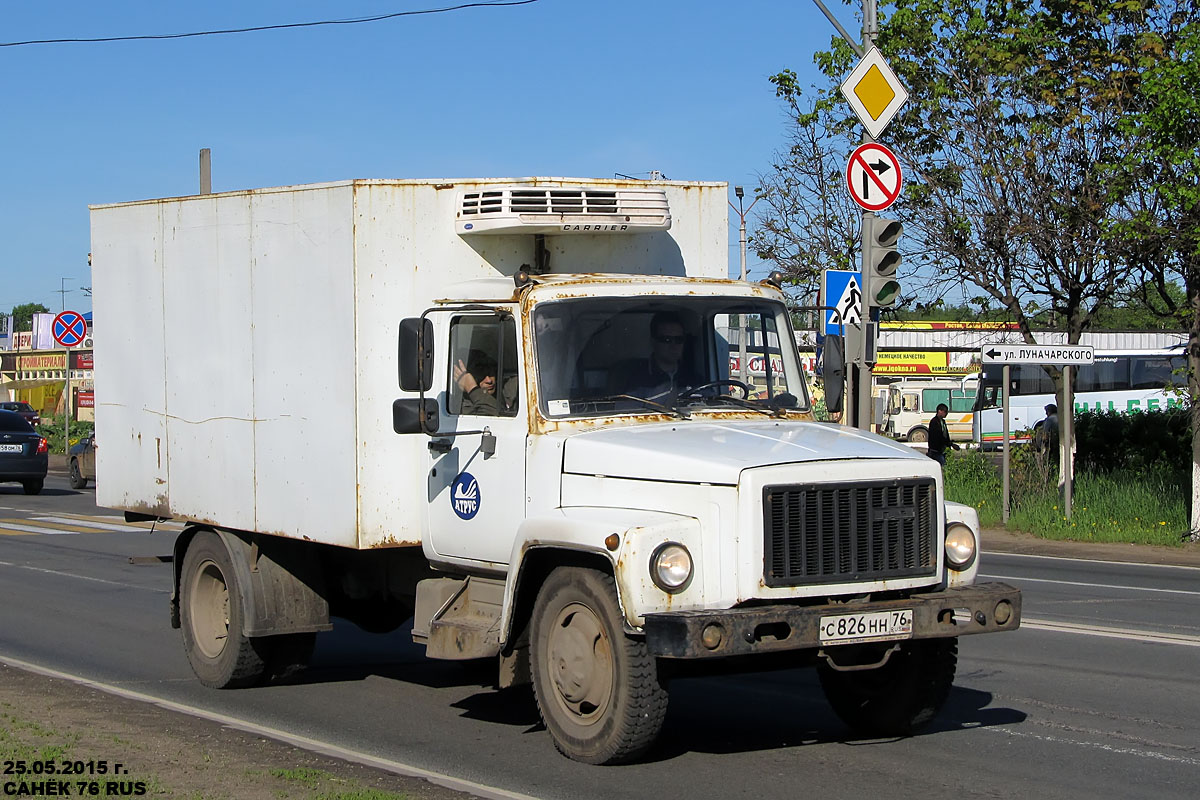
[823,269,863,335]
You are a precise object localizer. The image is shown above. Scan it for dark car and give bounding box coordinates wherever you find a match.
[0,401,40,427]
[0,409,48,495]
[69,434,97,489]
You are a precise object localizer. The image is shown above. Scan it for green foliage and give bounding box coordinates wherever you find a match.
[1074,407,1190,473]
[1007,465,1188,546]
[943,412,1192,545]
[943,449,1003,526]
[9,302,49,331]
[37,419,94,454]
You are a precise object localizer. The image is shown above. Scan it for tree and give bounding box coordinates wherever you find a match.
[755,67,864,309]
[760,0,1166,336]
[1108,4,1200,537]
[9,303,49,331]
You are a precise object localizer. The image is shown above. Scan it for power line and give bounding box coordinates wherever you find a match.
[0,1,540,48]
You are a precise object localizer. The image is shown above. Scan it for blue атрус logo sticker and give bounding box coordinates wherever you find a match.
[451,472,480,520]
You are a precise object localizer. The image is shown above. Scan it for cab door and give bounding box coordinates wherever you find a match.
[424,311,526,566]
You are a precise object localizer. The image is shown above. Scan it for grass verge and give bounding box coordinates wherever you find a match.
[945,449,1190,546]
[0,663,448,800]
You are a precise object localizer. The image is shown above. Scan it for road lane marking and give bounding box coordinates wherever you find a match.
[984,725,1200,768]
[0,521,90,535]
[981,572,1200,597]
[1021,616,1200,648]
[0,654,539,800]
[0,560,168,592]
[986,551,1200,572]
[32,515,157,532]
[0,514,183,536]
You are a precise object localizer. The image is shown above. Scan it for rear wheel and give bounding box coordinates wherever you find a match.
[179,532,269,688]
[818,637,958,737]
[530,567,668,764]
[22,479,43,495]
[907,426,929,443]
[69,458,88,489]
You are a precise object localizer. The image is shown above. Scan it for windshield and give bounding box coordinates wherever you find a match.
[532,296,810,419]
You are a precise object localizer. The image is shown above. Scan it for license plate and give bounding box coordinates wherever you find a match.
[0,443,23,453]
[819,609,914,644]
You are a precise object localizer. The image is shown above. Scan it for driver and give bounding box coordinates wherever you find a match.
[610,311,704,403]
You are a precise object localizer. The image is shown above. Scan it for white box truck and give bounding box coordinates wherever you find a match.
[91,178,1020,764]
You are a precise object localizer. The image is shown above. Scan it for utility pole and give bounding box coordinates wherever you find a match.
[730,186,760,387]
[57,277,74,312]
[856,0,879,433]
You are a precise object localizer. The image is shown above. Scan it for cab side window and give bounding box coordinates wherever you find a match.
[447,316,519,417]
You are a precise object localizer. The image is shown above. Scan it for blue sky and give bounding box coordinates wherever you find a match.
[1,1,849,316]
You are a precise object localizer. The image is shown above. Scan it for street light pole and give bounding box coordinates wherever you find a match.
[730,186,760,387]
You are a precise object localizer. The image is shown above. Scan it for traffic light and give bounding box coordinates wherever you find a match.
[865,216,902,308]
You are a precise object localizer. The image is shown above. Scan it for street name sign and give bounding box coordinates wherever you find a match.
[839,46,909,140]
[846,142,902,211]
[981,344,1094,366]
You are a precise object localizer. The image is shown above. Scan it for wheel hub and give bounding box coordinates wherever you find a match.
[189,559,230,660]
[548,602,613,725]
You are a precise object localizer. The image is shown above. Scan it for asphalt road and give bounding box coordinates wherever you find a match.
[2,476,1199,800]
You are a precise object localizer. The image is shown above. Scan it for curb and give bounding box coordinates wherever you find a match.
[982,527,1200,568]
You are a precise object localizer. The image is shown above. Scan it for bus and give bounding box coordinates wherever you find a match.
[881,376,978,443]
[972,348,1186,446]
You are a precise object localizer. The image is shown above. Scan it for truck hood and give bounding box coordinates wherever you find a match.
[561,420,926,485]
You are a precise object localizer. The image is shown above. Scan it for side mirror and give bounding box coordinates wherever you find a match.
[399,317,434,392]
[393,398,440,435]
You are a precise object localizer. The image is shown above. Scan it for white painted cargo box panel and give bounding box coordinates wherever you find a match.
[92,183,361,546]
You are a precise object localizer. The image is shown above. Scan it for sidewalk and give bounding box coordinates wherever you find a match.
[982,526,1200,568]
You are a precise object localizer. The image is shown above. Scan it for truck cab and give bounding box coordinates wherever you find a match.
[394,270,1018,764]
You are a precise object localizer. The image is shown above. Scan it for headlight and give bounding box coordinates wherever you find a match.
[945,523,977,571]
[650,542,693,593]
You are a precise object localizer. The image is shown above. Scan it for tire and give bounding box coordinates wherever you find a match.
[22,479,43,495]
[69,458,88,489]
[530,567,669,765]
[179,532,269,689]
[907,427,929,443]
[818,637,958,737]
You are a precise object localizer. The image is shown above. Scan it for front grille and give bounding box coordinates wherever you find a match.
[763,479,937,587]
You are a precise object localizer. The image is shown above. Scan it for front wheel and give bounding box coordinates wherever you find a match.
[530,567,669,764]
[818,637,958,737]
[907,426,929,443]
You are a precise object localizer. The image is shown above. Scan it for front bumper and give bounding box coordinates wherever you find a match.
[643,582,1021,659]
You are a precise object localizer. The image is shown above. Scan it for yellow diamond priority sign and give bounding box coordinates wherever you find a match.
[840,46,909,140]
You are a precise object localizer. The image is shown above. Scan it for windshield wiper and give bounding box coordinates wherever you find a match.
[681,395,777,416]
[590,394,690,419]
